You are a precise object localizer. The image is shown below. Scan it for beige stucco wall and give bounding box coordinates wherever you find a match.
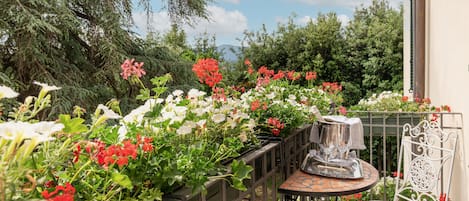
[425,0,469,200]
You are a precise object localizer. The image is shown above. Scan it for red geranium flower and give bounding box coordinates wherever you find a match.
[42,182,75,201]
[305,71,317,81]
[251,100,260,111]
[273,70,285,80]
[192,58,223,88]
[402,96,409,102]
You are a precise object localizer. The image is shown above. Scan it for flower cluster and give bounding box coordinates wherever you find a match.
[322,82,342,94]
[192,58,223,88]
[267,117,285,136]
[350,91,451,114]
[94,139,138,168]
[120,58,146,80]
[242,59,317,88]
[42,182,76,201]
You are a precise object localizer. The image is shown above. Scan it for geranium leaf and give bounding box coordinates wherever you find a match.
[230,159,253,191]
[136,88,150,101]
[59,114,88,134]
[111,172,132,189]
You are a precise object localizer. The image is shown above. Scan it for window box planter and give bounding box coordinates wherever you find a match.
[350,112,426,136]
[163,142,281,201]
[257,124,314,180]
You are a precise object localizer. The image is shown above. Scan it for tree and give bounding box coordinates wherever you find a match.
[0,0,212,117]
[346,0,403,97]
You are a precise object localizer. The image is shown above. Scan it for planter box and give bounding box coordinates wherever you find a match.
[163,142,281,201]
[281,125,314,179]
[260,125,314,180]
[357,113,427,136]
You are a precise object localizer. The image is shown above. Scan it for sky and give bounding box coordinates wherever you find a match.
[132,0,403,46]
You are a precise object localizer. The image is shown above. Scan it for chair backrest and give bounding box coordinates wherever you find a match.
[394,120,458,201]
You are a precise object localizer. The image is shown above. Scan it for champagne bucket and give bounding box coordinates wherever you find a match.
[317,121,351,159]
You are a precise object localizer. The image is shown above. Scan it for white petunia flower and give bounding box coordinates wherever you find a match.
[183,121,197,129]
[33,121,64,136]
[176,125,192,135]
[196,120,206,128]
[227,118,237,129]
[192,108,207,116]
[33,81,61,92]
[97,104,121,119]
[266,92,276,99]
[118,125,128,141]
[172,90,184,97]
[245,119,256,131]
[0,122,34,140]
[239,132,248,143]
[165,94,174,103]
[288,94,296,100]
[161,111,176,121]
[0,121,61,142]
[187,89,206,99]
[211,113,226,124]
[123,98,161,123]
[0,85,19,99]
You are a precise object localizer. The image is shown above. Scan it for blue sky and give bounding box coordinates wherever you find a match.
[133,0,402,46]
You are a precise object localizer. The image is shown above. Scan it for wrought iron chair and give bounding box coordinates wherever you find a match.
[394,120,458,201]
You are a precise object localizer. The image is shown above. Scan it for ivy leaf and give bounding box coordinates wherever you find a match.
[111,172,132,189]
[230,160,253,191]
[58,114,88,134]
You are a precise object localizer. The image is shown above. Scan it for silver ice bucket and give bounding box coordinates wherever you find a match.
[317,120,351,159]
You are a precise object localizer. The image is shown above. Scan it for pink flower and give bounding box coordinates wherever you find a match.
[120,59,146,80]
[339,106,347,115]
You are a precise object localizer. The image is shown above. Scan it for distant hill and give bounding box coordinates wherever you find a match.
[217,45,242,62]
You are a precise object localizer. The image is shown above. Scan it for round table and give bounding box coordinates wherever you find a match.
[278,160,379,199]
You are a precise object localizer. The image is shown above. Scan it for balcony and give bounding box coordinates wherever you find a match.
[164,111,464,201]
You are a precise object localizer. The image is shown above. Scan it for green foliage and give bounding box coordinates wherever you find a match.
[0,0,210,118]
[238,0,403,106]
[346,0,404,96]
[58,114,88,134]
[230,160,253,191]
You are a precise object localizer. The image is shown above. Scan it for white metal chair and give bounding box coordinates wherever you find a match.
[394,120,458,201]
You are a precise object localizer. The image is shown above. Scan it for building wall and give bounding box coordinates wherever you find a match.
[426,0,469,200]
[403,0,412,98]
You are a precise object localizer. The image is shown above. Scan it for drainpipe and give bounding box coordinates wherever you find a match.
[414,0,426,100]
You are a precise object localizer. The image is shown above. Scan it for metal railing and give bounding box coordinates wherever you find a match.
[349,111,464,201]
[164,112,464,201]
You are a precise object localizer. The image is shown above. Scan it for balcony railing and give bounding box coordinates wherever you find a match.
[349,111,464,201]
[164,111,464,201]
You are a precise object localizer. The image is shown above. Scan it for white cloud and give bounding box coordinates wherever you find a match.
[292,0,403,10]
[132,5,248,45]
[337,14,350,26]
[221,0,240,4]
[133,11,172,33]
[185,5,248,36]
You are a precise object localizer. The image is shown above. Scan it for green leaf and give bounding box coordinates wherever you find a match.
[138,188,163,201]
[230,160,253,191]
[111,172,132,189]
[59,114,88,134]
[136,88,150,101]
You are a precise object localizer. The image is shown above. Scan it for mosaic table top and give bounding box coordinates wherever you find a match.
[278,160,379,197]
